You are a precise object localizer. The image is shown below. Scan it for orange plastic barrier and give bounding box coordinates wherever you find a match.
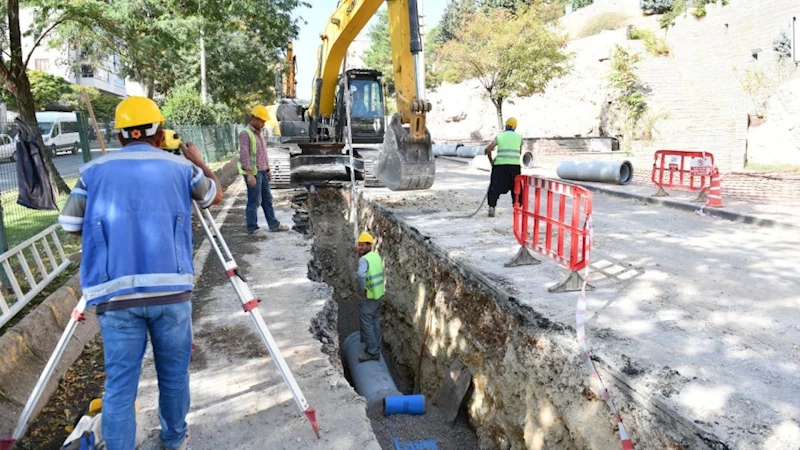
[511,175,593,279]
[651,150,715,199]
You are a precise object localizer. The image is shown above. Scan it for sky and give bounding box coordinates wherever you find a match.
[292,1,448,100]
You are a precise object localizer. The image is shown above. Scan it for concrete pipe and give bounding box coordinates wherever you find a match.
[432,144,462,157]
[456,146,485,158]
[341,332,401,411]
[556,160,634,185]
[521,151,535,169]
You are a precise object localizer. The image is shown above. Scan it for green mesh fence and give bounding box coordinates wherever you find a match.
[171,124,245,164]
[0,122,243,250]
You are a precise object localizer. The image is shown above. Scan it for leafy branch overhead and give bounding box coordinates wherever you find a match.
[438,5,570,129]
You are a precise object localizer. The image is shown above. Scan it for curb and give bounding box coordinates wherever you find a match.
[0,157,240,437]
[572,182,797,230]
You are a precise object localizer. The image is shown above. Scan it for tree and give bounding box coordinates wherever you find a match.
[59,86,120,123]
[0,69,73,111]
[436,0,478,44]
[0,0,104,194]
[162,85,215,126]
[439,7,570,129]
[363,8,393,87]
[51,0,303,110]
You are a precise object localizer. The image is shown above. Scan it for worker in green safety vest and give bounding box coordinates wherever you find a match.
[239,105,289,234]
[355,231,385,362]
[483,117,523,217]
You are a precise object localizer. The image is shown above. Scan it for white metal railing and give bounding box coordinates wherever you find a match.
[0,224,72,328]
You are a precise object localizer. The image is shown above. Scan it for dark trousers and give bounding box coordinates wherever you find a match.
[488,165,521,207]
[359,296,384,356]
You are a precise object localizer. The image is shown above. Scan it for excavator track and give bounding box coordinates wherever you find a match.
[376,114,435,191]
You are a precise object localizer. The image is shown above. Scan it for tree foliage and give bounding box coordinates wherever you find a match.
[364,7,444,95]
[436,0,478,44]
[0,70,71,111]
[48,0,304,111]
[363,8,394,88]
[773,27,792,60]
[640,0,674,14]
[162,84,216,126]
[608,45,647,148]
[439,6,570,129]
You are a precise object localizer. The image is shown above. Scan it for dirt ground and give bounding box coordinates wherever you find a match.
[357,159,800,449]
[15,336,105,450]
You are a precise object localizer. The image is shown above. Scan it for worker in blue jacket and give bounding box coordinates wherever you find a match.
[58,96,222,450]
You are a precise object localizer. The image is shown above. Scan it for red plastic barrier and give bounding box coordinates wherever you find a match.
[652,150,715,193]
[512,175,592,272]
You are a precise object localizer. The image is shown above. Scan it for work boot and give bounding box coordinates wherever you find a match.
[269,224,289,232]
[358,353,380,363]
[164,430,190,450]
[488,207,495,217]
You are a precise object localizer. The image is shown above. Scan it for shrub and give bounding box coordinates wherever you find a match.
[577,12,629,38]
[162,85,216,126]
[691,2,706,18]
[773,27,792,60]
[629,27,670,56]
[640,0,674,14]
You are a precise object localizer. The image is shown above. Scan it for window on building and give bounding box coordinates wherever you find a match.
[81,65,94,78]
[34,59,49,71]
[95,69,109,81]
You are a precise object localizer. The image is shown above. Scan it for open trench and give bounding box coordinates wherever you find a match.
[301,187,479,449]
[298,186,625,450]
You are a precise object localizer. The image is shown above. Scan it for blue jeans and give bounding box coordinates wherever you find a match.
[245,171,279,232]
[98,302,193,450]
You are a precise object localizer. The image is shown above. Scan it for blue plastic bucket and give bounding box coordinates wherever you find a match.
[384,394,426,416]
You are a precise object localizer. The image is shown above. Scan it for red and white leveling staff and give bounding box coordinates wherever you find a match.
[0,136,320,450]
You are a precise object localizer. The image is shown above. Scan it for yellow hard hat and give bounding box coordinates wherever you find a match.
[115,96,165,130]
[505,117,518,128]
[357,232,374,244]
[161,130,181,150]
[251,105,269,121]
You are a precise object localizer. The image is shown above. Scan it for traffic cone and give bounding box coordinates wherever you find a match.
[706,166,724,208]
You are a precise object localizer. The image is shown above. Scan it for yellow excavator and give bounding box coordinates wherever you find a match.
[267,0,435,191]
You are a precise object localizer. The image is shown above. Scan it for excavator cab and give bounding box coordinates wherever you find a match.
[286,0,436,191]
[335,70,386,145]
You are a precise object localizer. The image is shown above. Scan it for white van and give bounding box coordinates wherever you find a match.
[35,111,81,156]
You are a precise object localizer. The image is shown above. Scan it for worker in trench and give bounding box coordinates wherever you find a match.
[483,117,523,217]
[58,97,223,450]
[356,232,386,362]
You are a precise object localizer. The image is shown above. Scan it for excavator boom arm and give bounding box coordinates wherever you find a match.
[310,0,428,130]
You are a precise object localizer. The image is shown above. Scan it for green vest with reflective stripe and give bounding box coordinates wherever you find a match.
[494,130,522,166]
[363,251,385,300]
[237,127,258,175]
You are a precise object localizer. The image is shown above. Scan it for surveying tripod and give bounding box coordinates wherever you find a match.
[1,200,320,449]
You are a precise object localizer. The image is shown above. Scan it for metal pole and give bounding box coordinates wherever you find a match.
[341,55,359,242]
[200,35,207,104]
[200,1,208,104]
[419,0,426,92]
[75,111,92,163]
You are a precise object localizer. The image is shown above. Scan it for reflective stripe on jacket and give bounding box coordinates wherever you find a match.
[363,251,385,300]
[238,127,258,175]
[494,130,522,166]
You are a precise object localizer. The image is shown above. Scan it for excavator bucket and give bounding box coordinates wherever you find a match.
[291,143,364,187]
[376,114,435,191]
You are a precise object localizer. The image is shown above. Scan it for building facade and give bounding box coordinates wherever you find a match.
[18,8,141,98]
